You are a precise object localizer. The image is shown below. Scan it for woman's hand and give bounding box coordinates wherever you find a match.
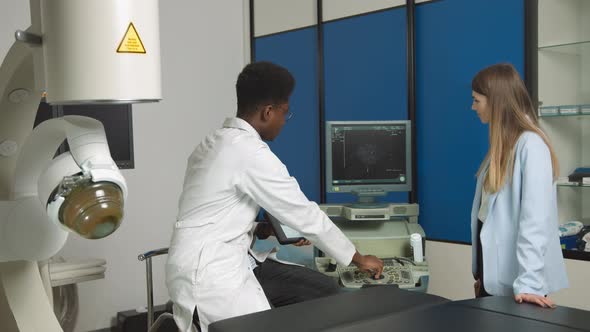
[474,279,482,297]
[514,293,556,308]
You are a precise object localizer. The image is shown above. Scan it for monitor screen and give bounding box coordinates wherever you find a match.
[325,121,412,196]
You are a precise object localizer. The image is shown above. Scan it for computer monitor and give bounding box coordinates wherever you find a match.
[325,120,411,206]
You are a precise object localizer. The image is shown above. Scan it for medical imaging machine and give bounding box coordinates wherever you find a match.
[0,1,161,331]
[316,121,429,290]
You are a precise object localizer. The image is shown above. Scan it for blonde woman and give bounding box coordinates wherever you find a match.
[470,63,568,307]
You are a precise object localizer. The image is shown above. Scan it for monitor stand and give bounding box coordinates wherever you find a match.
[350,190,388,209]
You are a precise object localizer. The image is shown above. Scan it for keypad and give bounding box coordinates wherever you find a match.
[337,258,414,288]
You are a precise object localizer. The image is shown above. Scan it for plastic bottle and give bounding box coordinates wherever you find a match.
[410,233,423,263]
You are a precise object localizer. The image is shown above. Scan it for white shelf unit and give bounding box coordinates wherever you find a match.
[537,0,590,228]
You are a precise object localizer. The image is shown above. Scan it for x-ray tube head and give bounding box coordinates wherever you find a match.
[50,174,124,239]
[36,116,129,240]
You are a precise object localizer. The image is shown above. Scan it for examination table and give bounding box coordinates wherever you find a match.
[208,286,590,332]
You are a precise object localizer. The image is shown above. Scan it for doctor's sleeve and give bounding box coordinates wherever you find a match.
[235,145,356,266]
[513,136,554,296]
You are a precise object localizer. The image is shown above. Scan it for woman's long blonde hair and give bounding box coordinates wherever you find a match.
[472,63,559,193]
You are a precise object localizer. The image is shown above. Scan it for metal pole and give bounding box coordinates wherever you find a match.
[249,0,255,62]
[524,0,538,107]
[146,257,154,330]
[317,0,326,203]
[138,248,169,331]
[406,0,417,204]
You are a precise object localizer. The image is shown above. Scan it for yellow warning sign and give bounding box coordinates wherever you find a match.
[117,22,146,54]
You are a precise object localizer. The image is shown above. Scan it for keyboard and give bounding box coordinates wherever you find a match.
[337,257,415,288]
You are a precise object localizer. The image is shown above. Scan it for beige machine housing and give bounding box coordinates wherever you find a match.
[319,203,422,257]
[317,203,429,290]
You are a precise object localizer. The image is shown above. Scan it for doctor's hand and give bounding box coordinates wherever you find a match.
[514,293,556,308]
[351,252,384,279]
[291,239,311,246]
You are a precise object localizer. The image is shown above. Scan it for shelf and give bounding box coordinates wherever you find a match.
[557,182,590,188]
[538,40,590,55]
[539,105,590,118]
[540,112,590,118]
[563,249,590,261]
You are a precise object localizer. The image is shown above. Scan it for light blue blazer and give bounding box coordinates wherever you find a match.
[471,131,568,296]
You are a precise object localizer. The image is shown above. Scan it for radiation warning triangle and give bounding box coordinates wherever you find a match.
[117,22,146,54]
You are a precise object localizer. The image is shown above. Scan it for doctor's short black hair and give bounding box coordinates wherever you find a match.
[236,61,295,117]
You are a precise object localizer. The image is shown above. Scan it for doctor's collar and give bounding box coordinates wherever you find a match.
[223,117,261,140]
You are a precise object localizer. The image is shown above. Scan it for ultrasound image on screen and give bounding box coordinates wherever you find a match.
[331,125,406,185]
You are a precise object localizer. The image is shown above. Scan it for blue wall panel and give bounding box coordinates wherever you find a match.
[323,8,409,204]
[415,0,525,243]
[254,28,320,265]
[255,28,320,203]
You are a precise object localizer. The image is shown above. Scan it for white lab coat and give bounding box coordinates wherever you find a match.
[471,131,568,296]
[166,117,356,332]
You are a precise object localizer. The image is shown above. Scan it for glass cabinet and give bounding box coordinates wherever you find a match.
[532,0,590,259]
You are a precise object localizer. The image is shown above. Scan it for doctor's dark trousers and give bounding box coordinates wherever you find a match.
[253,259,341,307]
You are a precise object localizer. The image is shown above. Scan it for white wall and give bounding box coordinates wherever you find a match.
[0,1,29,60]
[1,1,246,331]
